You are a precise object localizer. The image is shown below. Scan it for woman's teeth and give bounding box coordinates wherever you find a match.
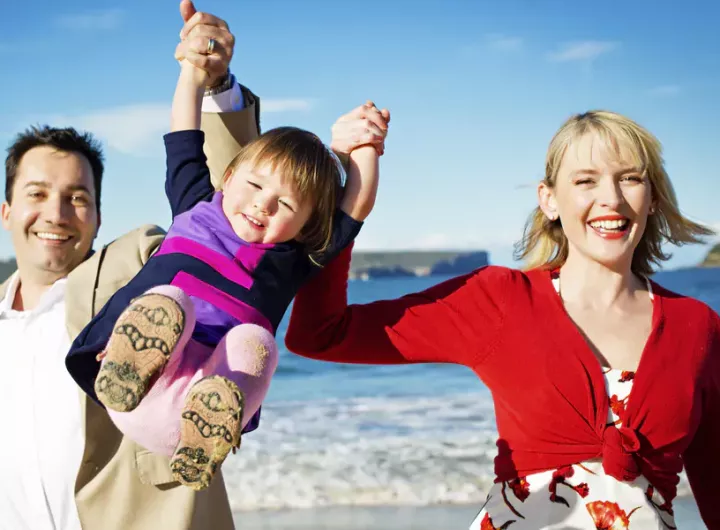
[589,219,628,230]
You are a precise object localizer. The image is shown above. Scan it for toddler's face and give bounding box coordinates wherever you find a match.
[221,162,312,245]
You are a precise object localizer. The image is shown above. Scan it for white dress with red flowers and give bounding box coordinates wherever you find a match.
[469,280,677,530]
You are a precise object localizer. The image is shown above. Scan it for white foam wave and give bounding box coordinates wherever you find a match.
[222,392,692,511]
[223,393,498,511]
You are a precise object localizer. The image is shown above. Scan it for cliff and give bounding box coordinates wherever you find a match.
[701,243,720,268]
[350,250,489,280]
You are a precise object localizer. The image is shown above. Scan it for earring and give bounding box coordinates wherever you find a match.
[649,205,656,215]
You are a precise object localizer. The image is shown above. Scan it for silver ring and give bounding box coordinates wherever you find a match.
[206,38,216,55]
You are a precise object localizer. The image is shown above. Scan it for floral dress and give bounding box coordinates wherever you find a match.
[469,281,677,530]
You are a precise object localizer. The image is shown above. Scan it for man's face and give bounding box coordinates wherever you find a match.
[1,145,100,283]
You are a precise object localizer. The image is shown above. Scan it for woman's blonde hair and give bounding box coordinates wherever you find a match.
[222,127,342,257]
[514,110,714,275]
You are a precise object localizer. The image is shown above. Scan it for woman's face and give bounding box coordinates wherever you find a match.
[538,132,654,271]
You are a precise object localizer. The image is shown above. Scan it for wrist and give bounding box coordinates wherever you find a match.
[205,70,234,96]
[179,64,207,89]
[349,145,378,159]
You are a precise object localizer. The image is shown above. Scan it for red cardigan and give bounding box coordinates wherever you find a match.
[286,246,720,528]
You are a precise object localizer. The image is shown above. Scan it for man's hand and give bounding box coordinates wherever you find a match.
[174,0,235,88]
[331,101,390,156]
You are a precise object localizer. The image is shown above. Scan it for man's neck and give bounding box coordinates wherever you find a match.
[12,274,61,312]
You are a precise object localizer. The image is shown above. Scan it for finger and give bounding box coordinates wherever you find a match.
[179,0,196,23]
[184,50,226,76]
[358,120,385,139]
[360,132,385,145]
[184,23,232,42]
[184,24,234,55]
[185,34,231,63]
[181,11,229,39]
[381,108,391,124]
[360,106,388,132]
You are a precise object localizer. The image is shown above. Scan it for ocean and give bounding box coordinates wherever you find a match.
[223,266,720,524]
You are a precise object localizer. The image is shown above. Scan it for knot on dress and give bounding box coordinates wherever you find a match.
[601,425,641,482]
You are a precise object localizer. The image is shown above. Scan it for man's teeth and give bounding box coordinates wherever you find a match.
[36,232,70,241]
[589,219,628,230]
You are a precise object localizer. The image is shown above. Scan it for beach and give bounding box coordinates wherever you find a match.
[233,496,703,529]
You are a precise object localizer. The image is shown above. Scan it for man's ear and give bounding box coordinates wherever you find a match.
[1,201,11,230]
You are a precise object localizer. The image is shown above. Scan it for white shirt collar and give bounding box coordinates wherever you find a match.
[0,272,21,316]
[0,272,67,318]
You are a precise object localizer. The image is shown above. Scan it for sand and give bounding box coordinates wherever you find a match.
[233,495,704,529]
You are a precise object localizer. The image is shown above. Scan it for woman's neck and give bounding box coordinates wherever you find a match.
[558,252,647,310]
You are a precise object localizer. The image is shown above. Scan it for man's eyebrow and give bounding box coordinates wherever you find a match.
[22,180,50,188]
[67,185,92,194]
[22,181,92,194]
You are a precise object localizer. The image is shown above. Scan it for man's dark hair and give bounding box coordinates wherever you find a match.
[5,125,104,213]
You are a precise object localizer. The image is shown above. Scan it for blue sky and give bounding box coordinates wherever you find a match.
[2,0,719,268]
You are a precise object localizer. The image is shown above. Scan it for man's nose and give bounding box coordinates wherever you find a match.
[42,195,72,224]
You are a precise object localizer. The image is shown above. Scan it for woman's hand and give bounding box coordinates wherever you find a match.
[331,101,390,156]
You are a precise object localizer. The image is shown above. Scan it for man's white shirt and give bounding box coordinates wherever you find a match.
[0,272,84,530]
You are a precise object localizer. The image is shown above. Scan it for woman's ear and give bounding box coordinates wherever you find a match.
[537,181,558,221]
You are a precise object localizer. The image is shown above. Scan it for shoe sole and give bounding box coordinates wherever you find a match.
[170,375,244,491]
[95,293,185,412]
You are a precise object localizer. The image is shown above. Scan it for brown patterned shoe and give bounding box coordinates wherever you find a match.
[170,375,244,491]
[94,293,185,412]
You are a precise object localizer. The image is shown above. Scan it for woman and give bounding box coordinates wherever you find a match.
[285,110,720,529]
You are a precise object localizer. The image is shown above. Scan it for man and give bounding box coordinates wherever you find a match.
[0,3,260,529]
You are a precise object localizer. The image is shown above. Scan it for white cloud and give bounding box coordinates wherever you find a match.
[42,103,169,157]
[485,34,524,52]
[547,41,619,62]
[28,98,314,157]
[55,9,125,31]
[647,85,681,97]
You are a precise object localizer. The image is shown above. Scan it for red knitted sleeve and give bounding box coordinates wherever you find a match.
[285,245,511,367]
[682,312,720,529]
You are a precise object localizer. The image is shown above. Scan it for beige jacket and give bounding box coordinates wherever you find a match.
[0,86,260,529]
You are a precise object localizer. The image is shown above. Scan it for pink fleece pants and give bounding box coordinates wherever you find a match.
[105,285,279,457]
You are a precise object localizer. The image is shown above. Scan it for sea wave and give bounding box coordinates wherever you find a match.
[223,393,498,511]
[221,392,692,511]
